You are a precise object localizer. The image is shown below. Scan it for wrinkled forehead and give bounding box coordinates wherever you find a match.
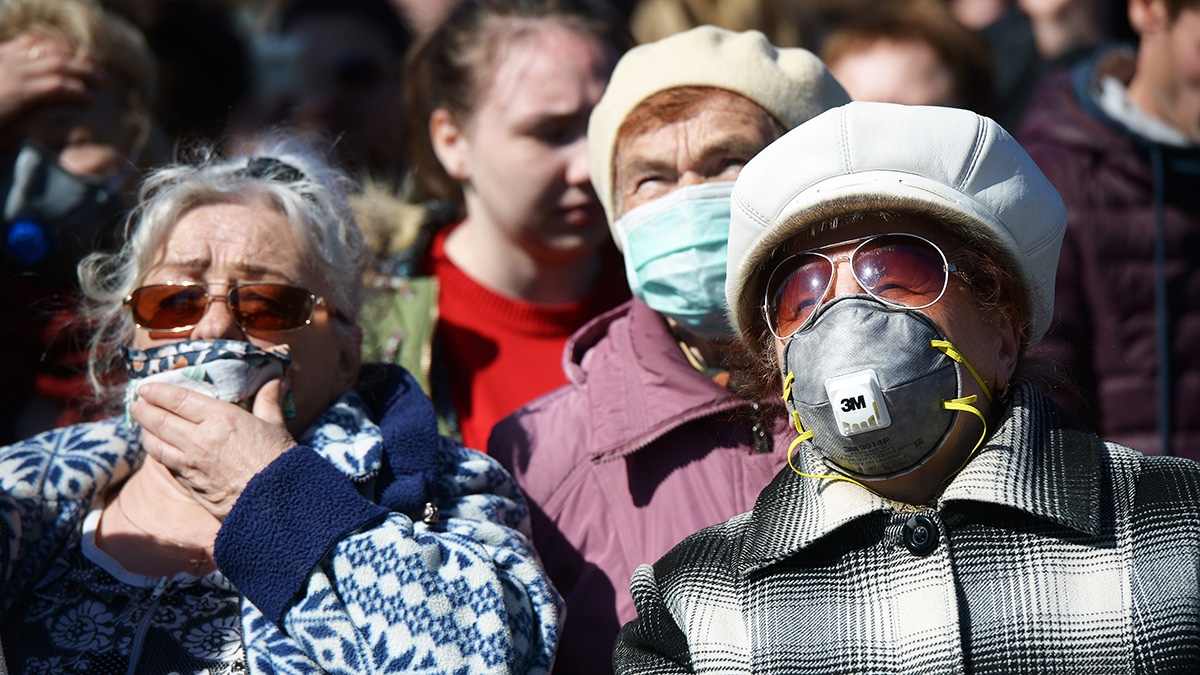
[613,88,778,161]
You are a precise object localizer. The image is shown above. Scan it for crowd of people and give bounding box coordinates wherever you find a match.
[1,0,1197,673]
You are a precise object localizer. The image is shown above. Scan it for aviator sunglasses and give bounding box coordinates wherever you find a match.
[124,282,345,333]
[763,232,960,340]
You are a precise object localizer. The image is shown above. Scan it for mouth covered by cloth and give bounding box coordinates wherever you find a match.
[121,339,295,423]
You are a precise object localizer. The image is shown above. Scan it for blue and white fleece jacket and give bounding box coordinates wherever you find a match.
[0,364,563,674]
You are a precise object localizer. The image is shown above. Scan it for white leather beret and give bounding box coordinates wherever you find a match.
[726,101,1067,345]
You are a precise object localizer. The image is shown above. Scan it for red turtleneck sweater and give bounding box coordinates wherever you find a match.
[427,224,628,451]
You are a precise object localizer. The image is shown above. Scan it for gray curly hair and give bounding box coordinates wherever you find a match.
[79,134,368,399]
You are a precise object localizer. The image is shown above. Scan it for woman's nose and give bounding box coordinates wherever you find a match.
[829,257,864,298]
[564,134,591,187]
[187,295,245,341]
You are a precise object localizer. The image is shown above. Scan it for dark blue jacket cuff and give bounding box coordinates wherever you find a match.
[214,445,389,625]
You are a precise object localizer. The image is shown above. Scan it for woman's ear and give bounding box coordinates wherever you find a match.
[1129,0,1168,34]
[429,108,470,181]
[991,312,1022,393]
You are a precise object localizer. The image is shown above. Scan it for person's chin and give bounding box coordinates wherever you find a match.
[532,228,609,263]
[558,202,605,230]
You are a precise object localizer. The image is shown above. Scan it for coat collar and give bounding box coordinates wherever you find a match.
[564,298,752,459]
[741,382,1104,573]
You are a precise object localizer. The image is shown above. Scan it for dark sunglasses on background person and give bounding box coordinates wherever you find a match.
[124,282,349,333]
[763,233,961,340]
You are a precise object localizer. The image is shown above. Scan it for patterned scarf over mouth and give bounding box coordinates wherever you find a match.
[120,339,296,424]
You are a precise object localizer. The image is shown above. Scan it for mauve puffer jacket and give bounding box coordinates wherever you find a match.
[1018,47,1200,459]
[490,299,791,674]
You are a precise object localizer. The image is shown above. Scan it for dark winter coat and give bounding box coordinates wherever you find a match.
[1018,46,1200,458]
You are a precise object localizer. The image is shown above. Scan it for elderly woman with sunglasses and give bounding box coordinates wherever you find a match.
[612,102,1200,674]
[0,138,561,675]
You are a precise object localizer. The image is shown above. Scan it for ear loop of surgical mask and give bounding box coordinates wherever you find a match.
[783,338,995,495]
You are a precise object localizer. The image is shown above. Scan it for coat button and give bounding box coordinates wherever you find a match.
[903,514,939,556]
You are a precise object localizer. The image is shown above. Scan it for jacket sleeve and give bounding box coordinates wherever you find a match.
[612,564,696,675]
[216,436,563,675]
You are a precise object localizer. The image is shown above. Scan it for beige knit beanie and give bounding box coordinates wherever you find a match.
[588,25,850,234]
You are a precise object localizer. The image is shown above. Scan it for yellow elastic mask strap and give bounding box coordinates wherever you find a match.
[781,371,814,439]
[781,370,871,492]
[940,394,988,485]
[930,339,993,404]
[786,433,874,493]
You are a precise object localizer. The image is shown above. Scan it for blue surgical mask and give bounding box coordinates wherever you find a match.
[613,181,736,340]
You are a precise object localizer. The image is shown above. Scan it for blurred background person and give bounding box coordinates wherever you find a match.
[101,0,250,148]
[489,27,850,673]
[361,0,632,449]
[273,0,413,189]
[1020,0,1112,59]
[390,0,461,35]
[231,0,412,191]
[951,0,1128,128]
[629,0,808,50]
[0,0,157,443]
[1019,0,1200,459]
[822,0,994,114]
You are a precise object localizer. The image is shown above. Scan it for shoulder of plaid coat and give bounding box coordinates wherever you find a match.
[613,382,1200,674]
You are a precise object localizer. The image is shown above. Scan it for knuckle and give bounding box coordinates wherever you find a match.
[166,386,190,408]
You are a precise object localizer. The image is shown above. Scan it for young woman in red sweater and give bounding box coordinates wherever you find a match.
[365,0,630,450]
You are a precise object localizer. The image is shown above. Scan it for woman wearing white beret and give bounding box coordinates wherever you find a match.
[612,102,1200,673]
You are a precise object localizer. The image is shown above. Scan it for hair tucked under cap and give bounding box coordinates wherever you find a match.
[588,25,850,231]
[725,101,1067,347]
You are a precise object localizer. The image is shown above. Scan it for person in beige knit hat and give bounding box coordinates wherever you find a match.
[489,26,848,674]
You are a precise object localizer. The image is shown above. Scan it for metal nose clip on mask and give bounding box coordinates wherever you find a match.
[613,181,737,340]
[779,295,991,481]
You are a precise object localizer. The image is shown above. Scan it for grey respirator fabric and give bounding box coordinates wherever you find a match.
[1,141,126,282]
[781,296,962,480]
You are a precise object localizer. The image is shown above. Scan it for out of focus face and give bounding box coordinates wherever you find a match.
[131,201,359,434]
[286,12,407,177]
[436,21,614,262]
[828,38,958,108]
[4,61,136,183]
[612,89,782,218]
[1139,4,1200,141]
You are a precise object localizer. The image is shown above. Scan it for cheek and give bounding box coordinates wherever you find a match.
[512,143,570,192]
[130,330,194,351]
[280,329,347,406]
[935,308,1007,385]
[486,146,569,213]
[58,144,124,178]
[131,330,154,350]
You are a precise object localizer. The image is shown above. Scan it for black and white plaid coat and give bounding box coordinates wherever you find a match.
[613,382,1200,673]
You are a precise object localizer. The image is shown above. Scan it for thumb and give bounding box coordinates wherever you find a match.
[252,375,289,426]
